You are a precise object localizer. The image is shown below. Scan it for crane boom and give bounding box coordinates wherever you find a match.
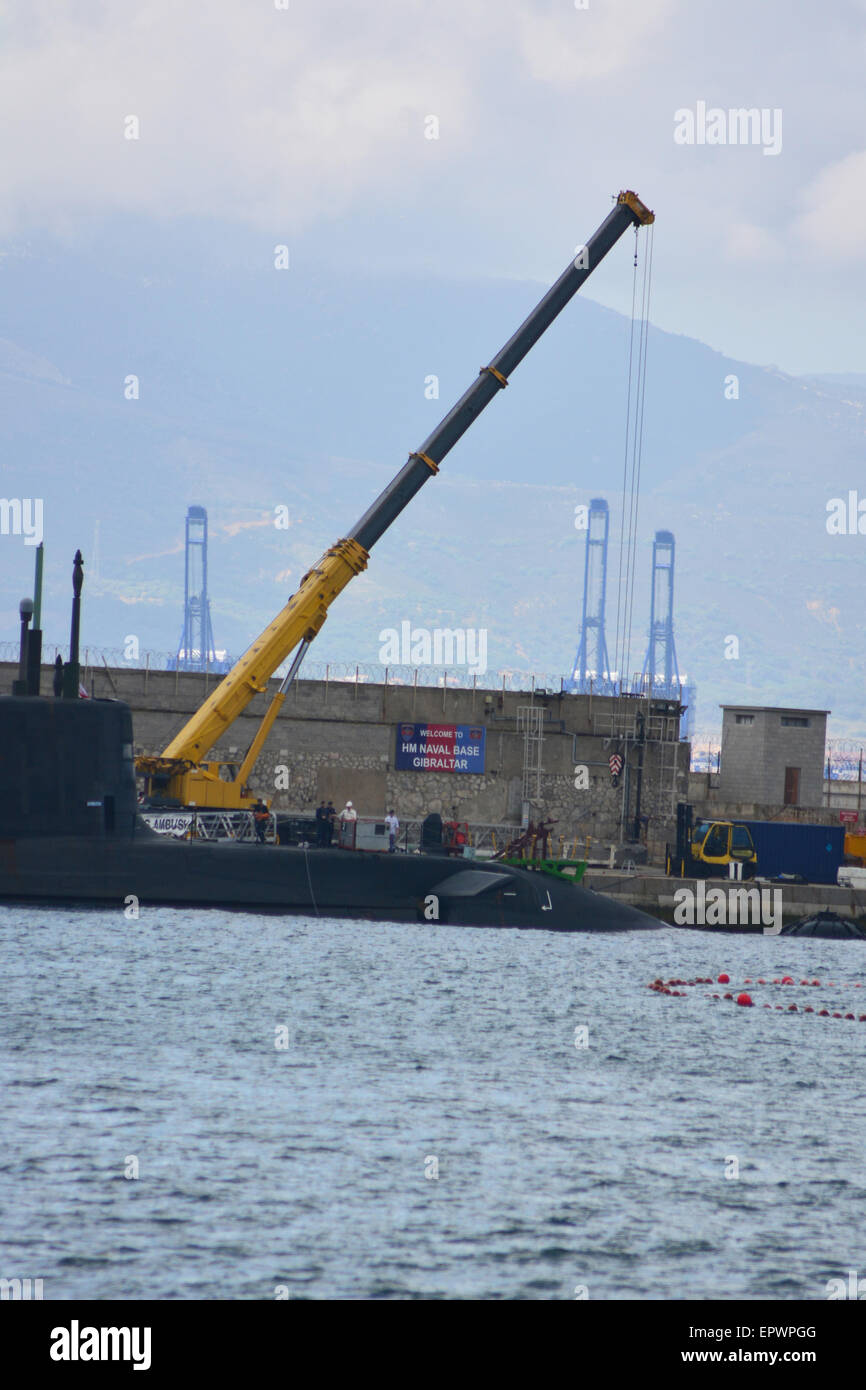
[140,191,653,803]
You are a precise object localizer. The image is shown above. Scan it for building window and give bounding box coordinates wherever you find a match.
[735,714,754,725]
[781,716,809,727]
[784,767,801,806]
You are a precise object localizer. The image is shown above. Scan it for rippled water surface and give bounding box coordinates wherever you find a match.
[2,904,865,1300]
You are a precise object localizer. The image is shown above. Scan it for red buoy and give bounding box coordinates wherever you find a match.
[718,973,730,984]
[736,993,753,1007]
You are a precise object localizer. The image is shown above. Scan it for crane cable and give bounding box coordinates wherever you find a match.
[613,222,654,693]
[612,233,641,687]
[624,221,654,688]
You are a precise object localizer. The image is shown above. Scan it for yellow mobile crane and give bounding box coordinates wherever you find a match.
[137,192,655,809]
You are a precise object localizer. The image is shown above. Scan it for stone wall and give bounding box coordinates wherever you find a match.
[1,662,689,858]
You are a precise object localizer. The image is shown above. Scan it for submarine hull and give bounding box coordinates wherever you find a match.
[0,833,661,930]
[0,694,659,929]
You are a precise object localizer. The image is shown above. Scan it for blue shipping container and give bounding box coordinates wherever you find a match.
[743,821,845,884]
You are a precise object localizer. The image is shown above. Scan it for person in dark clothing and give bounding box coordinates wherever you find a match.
[325,801,336,846]
[252,798,270,844]
[315,801,327,846]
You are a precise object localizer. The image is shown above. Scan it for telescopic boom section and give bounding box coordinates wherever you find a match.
[157,191,653,769]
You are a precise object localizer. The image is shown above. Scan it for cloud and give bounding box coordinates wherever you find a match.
[513,0,678,83]
[0,0,678,236]
[125,542,184,566]
[0,3,459,233]
[1,0,864,374]
[794,150,866,259]
[221,518,272,537]
[724,221,783,263]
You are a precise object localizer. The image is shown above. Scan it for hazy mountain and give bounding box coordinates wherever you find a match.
[2,241,864,740]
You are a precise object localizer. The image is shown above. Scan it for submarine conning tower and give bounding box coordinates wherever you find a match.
[0,695,139,839]
[1,545,139,841]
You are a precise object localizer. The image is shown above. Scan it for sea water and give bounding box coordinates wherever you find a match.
[1,905,864,1300]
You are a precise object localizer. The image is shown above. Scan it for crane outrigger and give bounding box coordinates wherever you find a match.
[137,191,654,809]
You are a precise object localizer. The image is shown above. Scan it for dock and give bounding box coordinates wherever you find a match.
[585,868,866,927]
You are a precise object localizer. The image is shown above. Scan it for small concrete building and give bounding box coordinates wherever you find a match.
[718,705,829,809]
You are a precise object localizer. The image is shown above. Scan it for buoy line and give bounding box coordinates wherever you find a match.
[647,973,866,1019]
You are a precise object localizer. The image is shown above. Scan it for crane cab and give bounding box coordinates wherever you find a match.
[139,760,258,810]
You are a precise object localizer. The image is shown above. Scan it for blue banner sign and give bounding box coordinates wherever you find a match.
[395,723,486,773]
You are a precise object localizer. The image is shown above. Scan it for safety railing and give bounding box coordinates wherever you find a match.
[140,808,277,843]
[138,805,628,864]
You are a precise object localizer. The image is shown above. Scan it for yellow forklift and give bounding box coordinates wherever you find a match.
[666,803,757,878]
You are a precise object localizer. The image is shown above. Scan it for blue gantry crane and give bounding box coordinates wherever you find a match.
[568,497,615,694]
[639,530,679,693]
[168,506,230,673]
[637,529,694,734]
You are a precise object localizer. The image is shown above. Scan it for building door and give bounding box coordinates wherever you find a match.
[784,766,800,806]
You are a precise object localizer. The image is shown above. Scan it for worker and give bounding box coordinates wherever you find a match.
[338,799,357,850]
[325,801,336,846]
[385,808,399,853]
[252,798,270,844]
[315,800,327,846]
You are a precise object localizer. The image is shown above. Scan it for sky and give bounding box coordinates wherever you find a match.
[0,0,864,374]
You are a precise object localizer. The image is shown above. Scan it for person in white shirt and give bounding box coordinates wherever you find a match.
[384,809,399,852]
[340,801,357,822]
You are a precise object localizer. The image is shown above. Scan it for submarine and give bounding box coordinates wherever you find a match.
[0,683,660,930]
[0,192,662,929]
[782,912,866,940]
